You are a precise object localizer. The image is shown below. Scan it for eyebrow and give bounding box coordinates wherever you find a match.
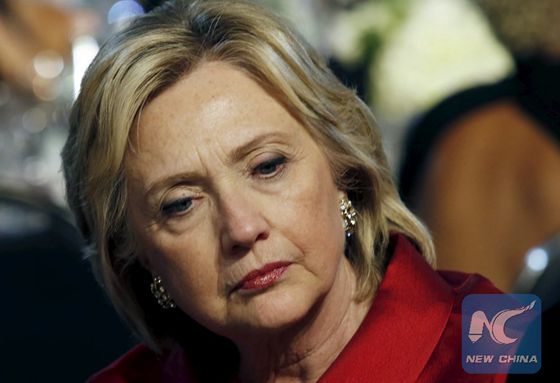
[144,131,291,200]
[228,131,291,164]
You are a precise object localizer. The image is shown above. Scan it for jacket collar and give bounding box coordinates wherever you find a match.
[318,233,454,382]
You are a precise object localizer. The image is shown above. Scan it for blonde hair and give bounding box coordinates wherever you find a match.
[62,0,435,354]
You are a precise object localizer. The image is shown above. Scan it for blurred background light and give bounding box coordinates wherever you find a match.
[33,50,65,79]
[72,35,99,99]
[525,247,549,272]
[32,76,64,102]
[22,107,48,134]
[107,0,145,25]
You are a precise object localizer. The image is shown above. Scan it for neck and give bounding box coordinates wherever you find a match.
[235,259,374,383]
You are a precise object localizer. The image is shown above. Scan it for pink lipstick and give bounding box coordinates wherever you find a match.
[237,262,291,291]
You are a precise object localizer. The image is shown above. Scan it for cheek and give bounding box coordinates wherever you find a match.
[139,229,226,322]
[280,164,345,270]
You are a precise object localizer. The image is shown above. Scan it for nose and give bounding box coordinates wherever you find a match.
[217,189,270,256]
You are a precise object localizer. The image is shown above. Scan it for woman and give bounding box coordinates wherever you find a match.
[62,1,506,382]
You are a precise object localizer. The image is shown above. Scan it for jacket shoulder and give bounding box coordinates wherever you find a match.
[87,344,164,383]
[437,270,504,296]
[420,271,508,383]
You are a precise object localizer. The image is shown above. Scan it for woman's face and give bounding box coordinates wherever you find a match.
[126,61,348,339]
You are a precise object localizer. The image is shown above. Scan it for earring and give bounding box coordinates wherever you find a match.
[340,197,357,236]
[150,276,176,309]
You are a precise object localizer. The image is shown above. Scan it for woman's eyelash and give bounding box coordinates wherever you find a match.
[161,197,193,216]
[253,156,287,178]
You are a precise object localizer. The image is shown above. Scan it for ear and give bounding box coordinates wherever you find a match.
[337,189,347,201]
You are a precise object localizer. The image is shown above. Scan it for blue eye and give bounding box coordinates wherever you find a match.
[254,156,286,178]
[161,197,193,216]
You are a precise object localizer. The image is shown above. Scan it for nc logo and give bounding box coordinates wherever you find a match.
[468,300,536,344]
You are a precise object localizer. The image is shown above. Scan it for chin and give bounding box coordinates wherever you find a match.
[231,282,322,336]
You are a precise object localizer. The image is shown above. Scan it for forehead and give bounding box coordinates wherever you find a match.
[138,61,301,143]
[126,61,308,181]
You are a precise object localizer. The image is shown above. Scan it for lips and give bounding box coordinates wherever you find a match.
[235,262,291,291]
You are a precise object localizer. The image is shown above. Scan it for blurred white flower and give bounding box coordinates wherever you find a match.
[328,1,395,65]
[373,0,512,125]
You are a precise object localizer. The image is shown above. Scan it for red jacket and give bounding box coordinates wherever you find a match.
[89,234,508,382]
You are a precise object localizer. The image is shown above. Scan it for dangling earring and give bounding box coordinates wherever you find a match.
[150,275,176,309]
[340,197,357,237]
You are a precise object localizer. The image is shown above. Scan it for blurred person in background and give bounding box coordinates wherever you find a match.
[399,0,560,295]
[399,0,560,380]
